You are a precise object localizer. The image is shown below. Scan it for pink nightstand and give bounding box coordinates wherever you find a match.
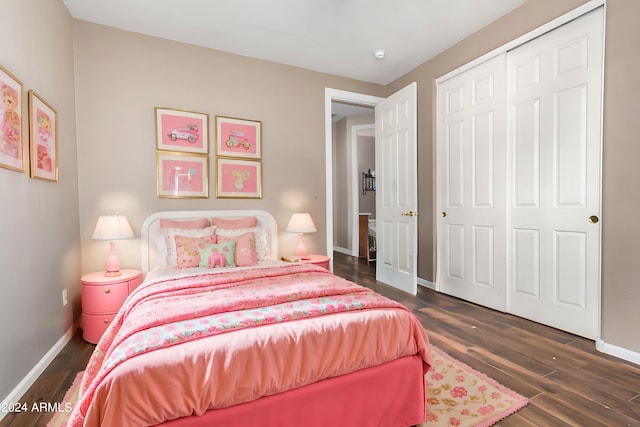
[299,254,330,271]
[81,269,142,344]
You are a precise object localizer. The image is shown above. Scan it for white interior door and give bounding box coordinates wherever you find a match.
[436,54,507,311]
[506,8,603,338]
[375,82,418,295]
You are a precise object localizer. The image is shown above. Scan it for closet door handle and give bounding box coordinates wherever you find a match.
[441,212,447,218]
[588,215,599,224]
[401,211,418,217]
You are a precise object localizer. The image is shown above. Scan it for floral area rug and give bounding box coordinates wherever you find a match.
[419,346,528,427]
[47,371,83,427]
[49,347,527,426]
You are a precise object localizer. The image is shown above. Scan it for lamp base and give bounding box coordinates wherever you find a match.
[104,241,121,277]
[104,270,122,277]
[294,233,309,258]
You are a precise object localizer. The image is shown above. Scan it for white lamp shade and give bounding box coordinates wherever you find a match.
[91,215,135,240]
[286,213,317,234]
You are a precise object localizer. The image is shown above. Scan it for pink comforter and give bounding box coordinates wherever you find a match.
[70,264,432,426]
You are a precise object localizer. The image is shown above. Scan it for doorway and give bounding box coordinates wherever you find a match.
[324,89,382,267]
[330,103,375,258]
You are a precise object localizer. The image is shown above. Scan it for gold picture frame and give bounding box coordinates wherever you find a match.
[215,116,262,160]
[216,157,262,199]
[155,107,209,154]
[28,90,58,182]
[0,64,25,173]
[156,151,209,198]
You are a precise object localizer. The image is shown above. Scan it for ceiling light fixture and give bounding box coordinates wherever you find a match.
[373,49,385,60]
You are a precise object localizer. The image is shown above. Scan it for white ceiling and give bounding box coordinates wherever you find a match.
[62,0,526,85]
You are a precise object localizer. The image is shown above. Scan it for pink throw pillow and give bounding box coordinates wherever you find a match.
[160,218,210,229]
[216,232,257,267]
[211,216,257,230]
[174,234,217,269]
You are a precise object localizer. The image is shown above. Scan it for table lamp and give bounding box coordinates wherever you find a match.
[286,213,317,259]
[91,215,135,276]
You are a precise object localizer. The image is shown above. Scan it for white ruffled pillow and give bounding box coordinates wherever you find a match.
[159,226,217,269]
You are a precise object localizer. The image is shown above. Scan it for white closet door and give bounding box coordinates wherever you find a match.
[436,54,507,311]
[506,8,603,338]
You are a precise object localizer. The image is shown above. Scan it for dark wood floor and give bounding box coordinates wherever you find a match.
[3,252,640,426]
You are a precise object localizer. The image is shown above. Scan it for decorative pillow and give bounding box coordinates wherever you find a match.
[216,232,257,267]
[159,226,217,268]
[197,240,236,268]
[215,226,267,260]
[211,216,257,230]
[174,234,218,269]
[160,218,210,229]
[154,219,211,267]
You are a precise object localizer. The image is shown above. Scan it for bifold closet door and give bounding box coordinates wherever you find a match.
[506,8,603,339]
[436,54,507,311]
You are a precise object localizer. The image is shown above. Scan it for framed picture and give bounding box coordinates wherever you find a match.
[216,157,262,199]
[0,65,25,172]
[157,151,208,198]
[215,116,261,159]
[156,107,209,154]
[28,90,58,182]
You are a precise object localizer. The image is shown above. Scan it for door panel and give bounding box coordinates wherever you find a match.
[437,54,507,310]
[375,82,418,294]
[507,8,603,338]
[513,228,540,298]
[513,100,540,207]
[555,85,587,206]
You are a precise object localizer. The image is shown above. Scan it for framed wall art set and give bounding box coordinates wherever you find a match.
[1,63,58,182]
[154,108,263,199]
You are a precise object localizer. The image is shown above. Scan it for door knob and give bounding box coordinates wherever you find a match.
[441,212,447,218]
[401,211,418,217]
[588,215,599,224]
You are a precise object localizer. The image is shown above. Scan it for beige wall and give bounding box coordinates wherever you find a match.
[0,0,80,402]
[72,21,385,275]
[332,118,348,249]
[389,0,640,353]
[600,0,640,352]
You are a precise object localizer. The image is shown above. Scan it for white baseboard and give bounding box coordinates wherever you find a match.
[418,277,435,290]
[333,246,354,256]
[596,338,640,366]
[0,325,76,422]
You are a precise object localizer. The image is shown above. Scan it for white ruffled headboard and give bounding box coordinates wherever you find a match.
[140,210,278,273]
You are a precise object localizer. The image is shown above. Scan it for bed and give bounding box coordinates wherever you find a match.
[69,210,432,427]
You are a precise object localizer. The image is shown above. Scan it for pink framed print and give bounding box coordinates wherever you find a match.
[157,151,208,198]
[28,90,58,182]
[216,157,262,199]
[0,65,25,172]
[215,116,261,159]
[156,107,209,154]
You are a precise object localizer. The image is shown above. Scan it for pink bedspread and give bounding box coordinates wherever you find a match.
[70,264,432,426]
